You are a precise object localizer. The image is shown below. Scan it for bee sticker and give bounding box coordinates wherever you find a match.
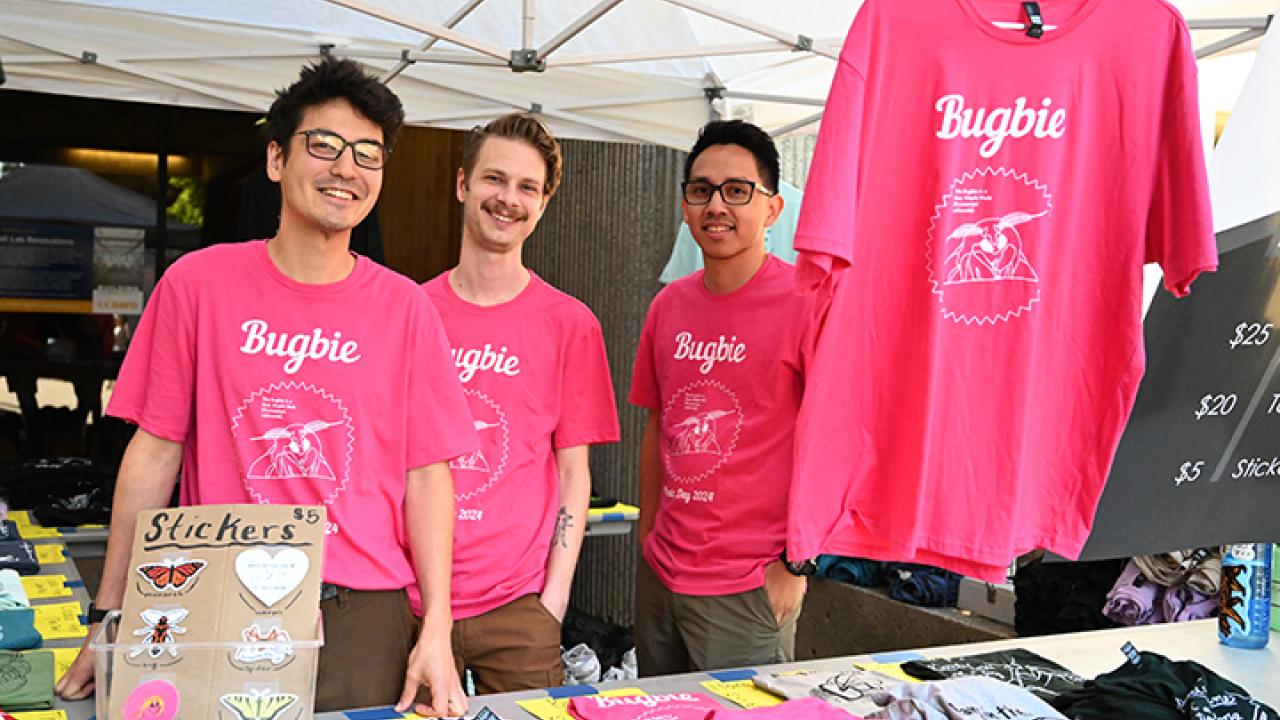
[129,608,189,659]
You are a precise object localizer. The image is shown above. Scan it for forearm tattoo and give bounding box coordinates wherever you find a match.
[553,505,573,548]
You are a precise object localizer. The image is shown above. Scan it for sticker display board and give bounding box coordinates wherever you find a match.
[111,504,325,720]
[1080,213,1280,559]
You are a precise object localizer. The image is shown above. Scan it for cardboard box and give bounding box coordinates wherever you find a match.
[956,577,1016,626]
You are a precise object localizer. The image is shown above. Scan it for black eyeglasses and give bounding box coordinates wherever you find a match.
[295,130,389,170]
[682,179,776,206]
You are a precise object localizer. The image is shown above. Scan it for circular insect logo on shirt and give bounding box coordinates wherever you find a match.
[230,381,354,506]
[450,389,510,502]
[927,166,1054,326]
[661,379,743,484]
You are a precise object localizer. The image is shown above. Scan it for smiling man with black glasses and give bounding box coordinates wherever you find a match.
[630,119,813,675]
[54,57,477,717]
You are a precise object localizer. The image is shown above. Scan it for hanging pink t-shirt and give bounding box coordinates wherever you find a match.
[631,255,809,595]
[789,0,1217,581]
[411,271,620,619]
[108,240,477,590]
[569,692,722,720]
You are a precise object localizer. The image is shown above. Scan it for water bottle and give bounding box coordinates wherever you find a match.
[1272,545,1280,633]
[1219,543,1272,648]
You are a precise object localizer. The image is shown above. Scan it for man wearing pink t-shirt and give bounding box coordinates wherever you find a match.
[631,120,810,674]
[419,113,620,693]
[54,58,476,717]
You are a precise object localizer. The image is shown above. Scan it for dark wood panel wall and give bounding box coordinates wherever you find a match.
[379,126,466,283]
[523,138,684,627]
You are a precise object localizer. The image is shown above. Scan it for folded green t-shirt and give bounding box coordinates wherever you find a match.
[0,649,54,710]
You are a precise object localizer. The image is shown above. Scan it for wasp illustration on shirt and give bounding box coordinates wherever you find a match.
[130,608,189,659]
[669,409,734,456]
[247,419,343,481]
[943,209,1047,286]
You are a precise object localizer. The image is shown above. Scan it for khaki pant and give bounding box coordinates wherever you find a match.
[635,559,800,676]
[315,587,417,712]
[452,593,564,695]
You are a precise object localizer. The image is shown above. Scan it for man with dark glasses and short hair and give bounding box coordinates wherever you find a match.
[55,57,476,717]
[630,119,813,674]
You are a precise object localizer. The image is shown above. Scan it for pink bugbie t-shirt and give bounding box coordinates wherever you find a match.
[411,271,619,618]
[631,256,809,595]
[108,240,478,590]
[569,692,723,720]
[788,0,1217,580]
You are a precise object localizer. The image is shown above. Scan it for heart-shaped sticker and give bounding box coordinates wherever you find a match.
[235,548,309,608]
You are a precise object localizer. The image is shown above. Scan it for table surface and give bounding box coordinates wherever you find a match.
[362,620,1279,720]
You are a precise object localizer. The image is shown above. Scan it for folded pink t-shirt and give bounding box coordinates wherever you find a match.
[569,692,723,720]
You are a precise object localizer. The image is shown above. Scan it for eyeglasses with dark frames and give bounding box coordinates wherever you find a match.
[295,130,389,170]
[681,179,776,206]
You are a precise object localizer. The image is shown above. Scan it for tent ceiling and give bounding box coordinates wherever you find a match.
[0,0,1276,149]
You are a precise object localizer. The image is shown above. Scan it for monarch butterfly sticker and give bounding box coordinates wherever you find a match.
[219,689,298,720]
[136,558,207,592]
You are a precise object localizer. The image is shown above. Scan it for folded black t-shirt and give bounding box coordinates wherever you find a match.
[1051,650,1277,720]
[902,648,1085,700]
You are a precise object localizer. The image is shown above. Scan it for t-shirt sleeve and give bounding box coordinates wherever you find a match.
[553,311,620,449]
[405,296,478,469]
[106,274,195,443]
[793,4,874,291]
[1145,20,1217,297]
[628,302,661,410]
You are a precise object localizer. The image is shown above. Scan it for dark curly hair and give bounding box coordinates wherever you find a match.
[266,56,405,157]
[684,119,780,193]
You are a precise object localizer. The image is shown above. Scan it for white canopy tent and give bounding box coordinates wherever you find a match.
[0,0,1275,150]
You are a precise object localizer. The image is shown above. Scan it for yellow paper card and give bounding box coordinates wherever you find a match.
[8,510,32,524]
[35,543,67,564]
[855,661,920,683]
[701,679,783,709]
[516,688,646,720]
[21,574,72,599]
[17,525,62,539]
[50,647,79,682]
[13,711,68,720]
[33,600,86,639]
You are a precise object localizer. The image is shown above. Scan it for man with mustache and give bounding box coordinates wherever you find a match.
[417,113,619,692]
[631,120,811,673]
[56,57,476,717]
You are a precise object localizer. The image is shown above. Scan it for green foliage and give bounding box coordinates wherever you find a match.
[167,176,205,226]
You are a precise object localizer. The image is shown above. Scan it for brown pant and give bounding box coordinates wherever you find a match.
[635,559,800,676]
[452,593,563,695]
[315,587,417,711]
